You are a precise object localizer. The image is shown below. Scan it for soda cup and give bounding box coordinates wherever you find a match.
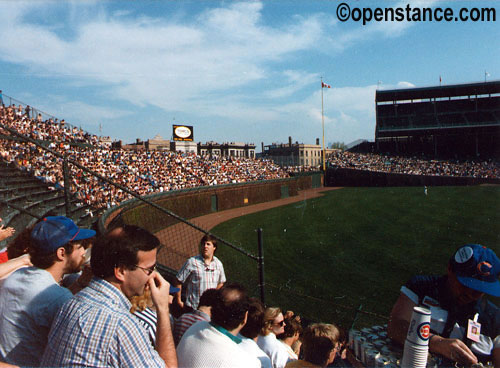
[406,306,431,346]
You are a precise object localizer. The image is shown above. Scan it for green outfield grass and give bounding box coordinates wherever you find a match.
[212,185,500,330]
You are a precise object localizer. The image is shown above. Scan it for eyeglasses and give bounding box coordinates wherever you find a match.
[273,319,285,327]
[134,264,157,276]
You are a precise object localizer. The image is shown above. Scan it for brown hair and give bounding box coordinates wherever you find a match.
[240,297,265,339]
[7,225,34,259]
[29,241,76,269]
[301,323,340,366]
[199,234,217,253]
[278,317,303,339]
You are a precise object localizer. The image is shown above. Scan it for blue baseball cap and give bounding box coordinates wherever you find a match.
[31,216,96,254]
[450,244,500,297]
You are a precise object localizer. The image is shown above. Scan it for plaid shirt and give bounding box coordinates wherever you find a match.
[176,255,226,309]
[41,278,165,368]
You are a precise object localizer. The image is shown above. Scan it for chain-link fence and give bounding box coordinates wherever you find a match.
[1,119,265,298]
[1,110,391,328]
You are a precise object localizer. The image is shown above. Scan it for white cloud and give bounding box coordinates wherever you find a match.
[396,81,417,89]
[35,97,132,130]
[0,1,328,114]
[0,1,437,145]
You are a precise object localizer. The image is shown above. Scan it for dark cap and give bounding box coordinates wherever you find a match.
[31,216,96,254]
[450,244,500,297]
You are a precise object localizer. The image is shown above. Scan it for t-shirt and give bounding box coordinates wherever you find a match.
[177,321,260,368]
[239,335,273,368]
[257,332,292,368]
[174,309,210,345]
[0,267,72,366]
[0,249,8,264]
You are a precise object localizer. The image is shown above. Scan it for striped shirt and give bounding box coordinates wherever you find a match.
[133,307,158,346]
[174,309,210,345]
[176,255,226,309]
[41,278,165,368]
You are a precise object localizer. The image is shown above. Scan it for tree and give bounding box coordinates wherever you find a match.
[329,142,346,150]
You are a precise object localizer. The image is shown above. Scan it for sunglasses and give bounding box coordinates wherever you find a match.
[273,319,285,327]
[134,264,157,276]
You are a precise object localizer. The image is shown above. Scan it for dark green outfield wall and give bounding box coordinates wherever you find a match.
[325,167,500,187]
[100,172,323,234]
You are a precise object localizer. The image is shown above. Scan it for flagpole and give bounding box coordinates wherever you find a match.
[321,78,325,171]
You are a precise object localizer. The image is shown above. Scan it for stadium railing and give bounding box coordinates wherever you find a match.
[1,93,83,134]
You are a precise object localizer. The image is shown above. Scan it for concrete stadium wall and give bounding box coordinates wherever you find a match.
[325,167,500,187]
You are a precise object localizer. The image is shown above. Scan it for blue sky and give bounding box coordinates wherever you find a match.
[0,0,498,150]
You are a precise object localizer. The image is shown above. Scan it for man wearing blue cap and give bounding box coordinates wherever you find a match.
[388,244,500,367]
[0,216,95,367]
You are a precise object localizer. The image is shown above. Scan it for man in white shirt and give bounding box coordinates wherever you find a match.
[239,298,272,368]
[177,283,260,368]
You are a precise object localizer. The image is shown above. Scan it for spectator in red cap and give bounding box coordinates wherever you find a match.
[0,216,95,367]
[388,244,500,367]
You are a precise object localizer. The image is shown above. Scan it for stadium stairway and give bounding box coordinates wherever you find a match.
[0,159,97,250]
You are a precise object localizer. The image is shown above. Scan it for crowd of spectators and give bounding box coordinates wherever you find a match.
[0,220,346,368]
[327,150,500,178]
[1,102,499,212]
[0,104,288,209]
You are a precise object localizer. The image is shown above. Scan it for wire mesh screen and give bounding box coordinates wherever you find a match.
[102,197,261,283]
[1,121,260,285]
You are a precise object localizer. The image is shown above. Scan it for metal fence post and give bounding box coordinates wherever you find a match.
[62,159,71,217]
[257,228,265,304]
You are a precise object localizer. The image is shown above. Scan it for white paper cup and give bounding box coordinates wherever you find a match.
[401,339,429,368]
[406,306,431,346]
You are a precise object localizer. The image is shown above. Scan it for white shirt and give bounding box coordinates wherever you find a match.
[178,321,260,368]
[280,340,298,360]
[257,333,292,368]
[239,335,273,368]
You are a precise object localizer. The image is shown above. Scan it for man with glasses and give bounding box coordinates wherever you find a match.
[42,225,177,368]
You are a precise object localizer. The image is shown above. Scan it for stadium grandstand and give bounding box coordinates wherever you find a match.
[375,81,500,159]
[1,91,500,367]
[1,91,499,228]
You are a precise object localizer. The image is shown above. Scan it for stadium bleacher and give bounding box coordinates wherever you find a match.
[375,81,500,159]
